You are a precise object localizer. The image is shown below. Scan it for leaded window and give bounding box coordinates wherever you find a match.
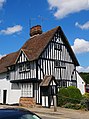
[21,83,33,97]
[54,60,66,68]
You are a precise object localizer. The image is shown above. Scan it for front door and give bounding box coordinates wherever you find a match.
[41,87,49,107]
[3,90,7,104]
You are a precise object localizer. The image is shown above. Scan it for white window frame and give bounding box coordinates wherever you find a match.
[21,83,33,97]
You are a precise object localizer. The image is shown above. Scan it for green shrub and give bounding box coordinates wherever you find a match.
[63,103,82,110]
[80,98,89,110]
[57,87,69,106]
[83,93,89,99]
[57,86,82,106]
[67,86,82,104]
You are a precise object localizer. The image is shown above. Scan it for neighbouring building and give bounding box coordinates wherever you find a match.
[0,25,79,107]
[76,71,85,94]
[78,72,89,94]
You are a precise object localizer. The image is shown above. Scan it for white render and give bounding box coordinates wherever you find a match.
[0,73,21,104]
[76,72,85,94]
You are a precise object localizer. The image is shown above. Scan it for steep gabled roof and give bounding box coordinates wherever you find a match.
[21,26,79,66]
[0,26,79,73]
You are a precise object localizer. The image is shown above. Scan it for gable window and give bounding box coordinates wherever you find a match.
[26,62,30,70]
[19,62,30,72]
[19,64,25,72]
[54,60,66,68]
[54,43,62,51]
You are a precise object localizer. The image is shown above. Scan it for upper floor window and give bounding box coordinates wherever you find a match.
[8,65,15,71]
[54,60,66,69]
[54,43,62,51]
[19,62,30,72]
[26,62,30,70]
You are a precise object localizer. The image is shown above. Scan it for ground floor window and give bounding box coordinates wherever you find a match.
[21,83,33,97]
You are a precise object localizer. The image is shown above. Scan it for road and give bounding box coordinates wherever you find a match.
[38,113,69,119]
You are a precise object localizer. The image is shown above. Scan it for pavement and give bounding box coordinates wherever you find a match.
[28,106,89,119]
[0,105,89,119]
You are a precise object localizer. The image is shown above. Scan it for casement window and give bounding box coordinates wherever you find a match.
[59,80,67,87]
[21,83,33,97]
[54,60,66,68]
[19,62,30,72]
[8,66,15,71]
[26,62,30,70]
[54,43,62,51]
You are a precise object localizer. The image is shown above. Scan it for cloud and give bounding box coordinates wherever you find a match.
[71,38,89,54]
[77,66,89,72]
[47,0,89,19]
[0,25,23,35]
[0,54,6,59]
[0,0,6,9]
[75,21,89,30]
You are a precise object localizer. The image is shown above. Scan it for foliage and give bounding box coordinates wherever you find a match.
[57,87,69,106]
[63,103,82,110]
[80,98,89,110]
[83,93,89,99]
[57,86,82,106]
[67,86,82,104]
[79,72,89,84]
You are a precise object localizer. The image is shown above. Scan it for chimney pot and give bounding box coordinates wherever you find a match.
[30,25,42,37]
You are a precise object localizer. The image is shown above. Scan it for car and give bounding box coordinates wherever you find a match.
[0,108,42,119]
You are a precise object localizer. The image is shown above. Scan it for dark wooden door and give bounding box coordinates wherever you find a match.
[3,90,7,104]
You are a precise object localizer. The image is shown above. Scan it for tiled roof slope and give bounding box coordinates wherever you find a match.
[21,26,58,61]
[0,52,18,73]
[0,26,79,74]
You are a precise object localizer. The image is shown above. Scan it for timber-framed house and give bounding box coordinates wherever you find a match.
[0,25,79,107]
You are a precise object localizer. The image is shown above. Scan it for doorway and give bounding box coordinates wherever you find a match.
[3,90,7,104]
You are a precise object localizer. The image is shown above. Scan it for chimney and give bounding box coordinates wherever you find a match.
[30,25,42,37]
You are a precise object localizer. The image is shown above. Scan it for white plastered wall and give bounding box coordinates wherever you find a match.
[77,72,85,94]
[0,73,21,104]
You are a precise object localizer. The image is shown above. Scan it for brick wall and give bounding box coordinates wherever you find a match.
[19,97,36,107]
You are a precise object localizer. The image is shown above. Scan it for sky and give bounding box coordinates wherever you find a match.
[0,0,89,72]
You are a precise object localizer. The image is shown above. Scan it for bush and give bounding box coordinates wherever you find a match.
[83,93,89,99]
[57,87,69,106]
[63,103,82,110]
[67,86,82,104]
[80,98,89,110]
[57,86,82,106]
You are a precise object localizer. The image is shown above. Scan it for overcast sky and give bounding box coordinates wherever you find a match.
[0,0,89,72]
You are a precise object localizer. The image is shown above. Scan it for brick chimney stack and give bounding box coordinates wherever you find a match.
[30,25,42,37]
